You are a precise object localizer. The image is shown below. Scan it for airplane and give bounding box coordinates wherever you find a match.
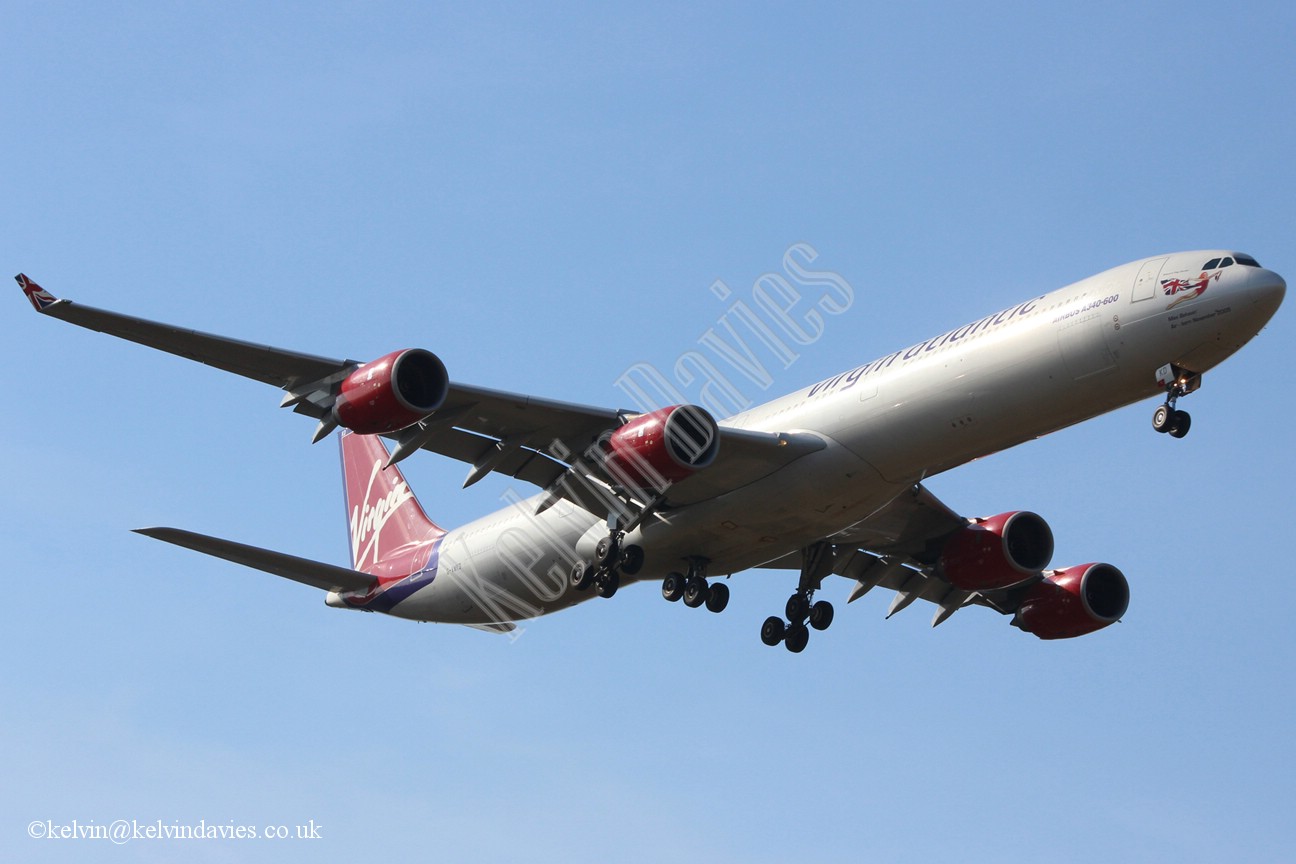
[15,250,1286,652]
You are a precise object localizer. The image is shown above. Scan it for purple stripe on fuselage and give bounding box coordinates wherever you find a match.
[343,543,441,613]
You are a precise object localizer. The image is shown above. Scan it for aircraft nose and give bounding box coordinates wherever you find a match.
[1248,267,1286,319]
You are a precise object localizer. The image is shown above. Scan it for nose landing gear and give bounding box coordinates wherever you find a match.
[1153,365,1200,439]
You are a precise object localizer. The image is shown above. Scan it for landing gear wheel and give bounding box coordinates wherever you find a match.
[594,536,618,567]
[595,570,620,599]
[1153,404,1173,433]
[683,576,709,608]
[662,572,685,602]
[705,582,729,613]
[785,623,810,653]
[786,594,810,623]
[617,544,644,576]
[1168,410,1191,438]
[760,616,786,646]
[809,600,834,631]
[570,562,594,591]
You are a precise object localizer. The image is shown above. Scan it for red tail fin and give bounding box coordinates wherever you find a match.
[339,431,444,579]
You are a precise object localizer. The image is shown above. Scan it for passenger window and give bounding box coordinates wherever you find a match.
[1220,257,1234,267]
[1203,258,1221,269]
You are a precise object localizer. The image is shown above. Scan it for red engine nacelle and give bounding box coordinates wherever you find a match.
[332,349,449,435]
[600,404,720,491]
[1013,563,1130,639]
[938,511,1054,590]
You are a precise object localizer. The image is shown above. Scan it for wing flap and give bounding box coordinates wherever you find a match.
[135,527,376,593]
[438,382,621,448]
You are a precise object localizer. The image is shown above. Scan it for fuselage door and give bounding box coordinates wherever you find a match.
[1132,257,1169,302]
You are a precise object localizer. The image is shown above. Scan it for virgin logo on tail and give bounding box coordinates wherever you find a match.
[350,458,416,570]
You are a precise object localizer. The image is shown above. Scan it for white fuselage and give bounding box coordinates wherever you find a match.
[388,251,1285,625]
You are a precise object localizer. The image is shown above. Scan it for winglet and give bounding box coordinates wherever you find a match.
[14,274,62,312]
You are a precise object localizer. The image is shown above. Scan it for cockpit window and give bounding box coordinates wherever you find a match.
[1220,257,1234,267]
[1234,252,1261,267]
[1203,257,1221,269]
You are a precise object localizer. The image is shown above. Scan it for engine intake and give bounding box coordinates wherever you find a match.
[938,510,1054,590]
[332,348,449,435]
[600,404,719,492]
[1013,563,1130,640]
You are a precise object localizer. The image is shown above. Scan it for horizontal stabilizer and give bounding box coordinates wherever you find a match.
[135,527,376,593]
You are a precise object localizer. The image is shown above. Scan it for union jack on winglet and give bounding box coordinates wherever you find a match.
[14,274,61,312]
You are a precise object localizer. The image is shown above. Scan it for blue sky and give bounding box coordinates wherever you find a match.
[4,2,1294,861]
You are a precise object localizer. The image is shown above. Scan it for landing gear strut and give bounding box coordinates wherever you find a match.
[1153,366,1199,439]
[761,541,836,653]
[661,558,727,613]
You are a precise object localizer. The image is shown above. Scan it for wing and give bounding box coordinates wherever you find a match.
[17,274,352,389]
[814,484,1036,627]
[18,275,822,516]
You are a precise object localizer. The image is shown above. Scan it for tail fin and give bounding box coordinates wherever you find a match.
[339,431,445,578]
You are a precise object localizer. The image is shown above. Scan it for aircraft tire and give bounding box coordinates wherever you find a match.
[809,600,834,631]
[683,577,708,608]
[618,544,644,576]
[594,536,618,566]
[596,570,620,599]
[570,562,594,591]
[785,623,810,653]
[662,572,685,602]
[760,616,786,646]
[705,582,729,613]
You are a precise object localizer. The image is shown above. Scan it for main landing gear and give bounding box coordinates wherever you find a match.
[760,541,836,654]
[570,530,644,600]
[658,562,730,613]
[1152,366,1201,439]
[661,558,728,614]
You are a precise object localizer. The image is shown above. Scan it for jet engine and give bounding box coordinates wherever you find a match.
[600,404,719,492]
[938,511,1054,590]
[332,349,449,434]
[1012,563,1130,639]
